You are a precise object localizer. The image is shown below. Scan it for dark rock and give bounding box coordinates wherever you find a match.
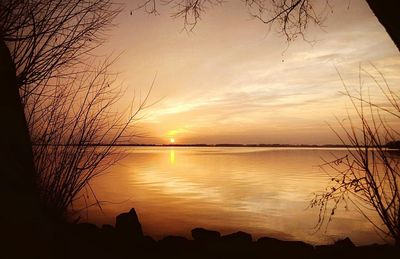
[140,236,158,250]
[257,236,313,248]
[143,236,157,245]
[73,222,100,236]
[76,222,99,231]
[69,223,104,258]
[115,208,143,240]
[101,224,115,236]
[102,224,114,231]
[160,235,190,246]
[221,231,252,243]
[316,237,356,257]
[218,231,254,258]
[101,224,116,241]
[358,244,399,258]
[158,236,194,256]
[256,236,314,257]
[191,228,221,242]
[334,237,355,248]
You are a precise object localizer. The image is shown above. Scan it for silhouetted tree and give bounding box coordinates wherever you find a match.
[0,1,123,257]
[0,0,122,206]
[0,0,119,200]
[28,57,150,218]
[310,66,400,246]
[137,0,400,50]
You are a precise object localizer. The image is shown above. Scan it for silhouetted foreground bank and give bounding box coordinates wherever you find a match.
[37,209,400,259]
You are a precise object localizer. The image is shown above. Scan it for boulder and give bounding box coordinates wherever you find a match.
[158,236,193,256]
[316,238,357,259]
[115,208,143,240]
[191,228,221,242]
[102,224,114,232]
[334,237,355,248]
[159,236,190,247]
[257,237,314,256]
[101,224,116,240]
[73,222,100,237]
[221,231,252,243]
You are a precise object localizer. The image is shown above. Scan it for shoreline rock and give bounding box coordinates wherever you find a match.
[47,208,399,259]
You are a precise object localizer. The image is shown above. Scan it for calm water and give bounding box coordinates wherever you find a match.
[76,147,384,245]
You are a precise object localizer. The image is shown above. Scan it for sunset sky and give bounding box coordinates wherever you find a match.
[103,0,400,144]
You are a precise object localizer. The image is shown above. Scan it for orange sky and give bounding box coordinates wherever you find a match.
[101,0,400,144]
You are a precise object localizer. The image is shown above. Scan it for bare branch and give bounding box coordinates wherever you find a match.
[311,65,400,245]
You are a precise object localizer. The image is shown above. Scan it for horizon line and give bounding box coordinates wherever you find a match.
[32,143,386,148]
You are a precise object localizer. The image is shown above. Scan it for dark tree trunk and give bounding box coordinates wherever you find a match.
[366,0,400,51]
[0,38,48,258]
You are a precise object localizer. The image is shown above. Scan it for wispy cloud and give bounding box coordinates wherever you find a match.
[113,0,400,144]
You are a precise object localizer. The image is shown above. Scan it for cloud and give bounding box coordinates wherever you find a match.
[116,0,400,144]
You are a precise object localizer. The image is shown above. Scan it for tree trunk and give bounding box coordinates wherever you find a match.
[366,0,400,51]
[0,38,48,258]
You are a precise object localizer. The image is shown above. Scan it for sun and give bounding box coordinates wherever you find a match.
[170,137,175,143]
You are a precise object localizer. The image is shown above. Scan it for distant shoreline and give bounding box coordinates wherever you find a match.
[33,143,350,147]
[33,143,400,149]
[102,143,350,148]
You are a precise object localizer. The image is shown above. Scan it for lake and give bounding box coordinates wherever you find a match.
[75,147,384,245]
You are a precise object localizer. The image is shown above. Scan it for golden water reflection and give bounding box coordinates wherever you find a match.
[77,147,384,245]
[169,149,175,164]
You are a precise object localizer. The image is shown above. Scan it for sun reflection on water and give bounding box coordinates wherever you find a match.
[82,147,383,245]
[169,148,175,164]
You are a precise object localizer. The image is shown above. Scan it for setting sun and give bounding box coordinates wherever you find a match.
[170,137,175,143]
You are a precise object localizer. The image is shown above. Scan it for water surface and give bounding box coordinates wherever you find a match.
[76,147,384,245]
